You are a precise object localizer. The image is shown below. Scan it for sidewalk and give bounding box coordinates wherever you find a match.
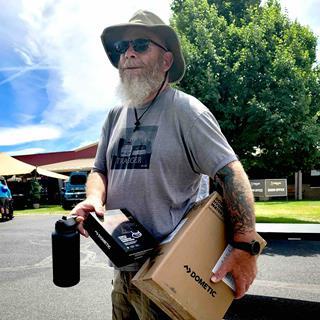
[256,223,320,240]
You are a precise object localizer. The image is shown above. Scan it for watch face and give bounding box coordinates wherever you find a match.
[251,241,260,255]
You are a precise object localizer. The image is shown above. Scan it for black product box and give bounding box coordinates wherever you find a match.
[84,209,158,267]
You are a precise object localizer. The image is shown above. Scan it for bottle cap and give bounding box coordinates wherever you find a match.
[55,216,77,233]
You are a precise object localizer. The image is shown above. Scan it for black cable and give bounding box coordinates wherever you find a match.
[133,71,168,131]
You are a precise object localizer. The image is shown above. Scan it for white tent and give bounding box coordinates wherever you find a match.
[40,158,94,173]
[0,152,68,180]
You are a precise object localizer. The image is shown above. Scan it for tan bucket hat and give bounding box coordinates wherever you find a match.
[101,10,185,83]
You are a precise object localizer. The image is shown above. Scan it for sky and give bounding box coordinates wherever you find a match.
[0,0,319,156]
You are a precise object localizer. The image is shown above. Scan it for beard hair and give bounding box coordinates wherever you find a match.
[116,58,165,108]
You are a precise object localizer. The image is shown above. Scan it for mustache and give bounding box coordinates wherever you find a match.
[120,60,145,70]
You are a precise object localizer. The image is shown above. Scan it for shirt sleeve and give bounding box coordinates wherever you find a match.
[92,118,109,176]
[185,110,238,178]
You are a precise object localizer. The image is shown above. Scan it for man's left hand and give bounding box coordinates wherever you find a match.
[210,248,257,299]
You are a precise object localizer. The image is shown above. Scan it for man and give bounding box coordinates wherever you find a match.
[72,10,258,320]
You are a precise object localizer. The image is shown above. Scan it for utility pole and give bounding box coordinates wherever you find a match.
[294,170,303,200]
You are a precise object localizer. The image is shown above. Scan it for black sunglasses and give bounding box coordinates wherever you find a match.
[113,38,168,54]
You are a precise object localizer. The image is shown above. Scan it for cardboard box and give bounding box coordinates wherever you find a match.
[132,192,267,320]
[84,209,158,268]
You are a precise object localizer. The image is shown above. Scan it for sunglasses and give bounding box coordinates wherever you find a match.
[113,38,168,54]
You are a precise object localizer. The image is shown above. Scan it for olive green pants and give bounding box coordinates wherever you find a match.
[112,270,171,320]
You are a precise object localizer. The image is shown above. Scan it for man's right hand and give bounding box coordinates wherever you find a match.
[70,197,105,237]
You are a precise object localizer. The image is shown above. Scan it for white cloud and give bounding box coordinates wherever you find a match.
[0,125,61,146]
[0,64,57,86]
[14,0,172,130]
[0,0,172,151]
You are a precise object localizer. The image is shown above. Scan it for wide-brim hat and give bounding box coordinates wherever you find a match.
[101,10,185,83]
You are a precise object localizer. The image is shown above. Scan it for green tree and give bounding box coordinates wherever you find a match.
[171,0,320,177]
[29,179,42,204]
[208,0,261,25]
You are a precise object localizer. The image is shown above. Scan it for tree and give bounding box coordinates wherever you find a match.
[208,0,261,25]
[29,178,42,207]
[171,0,320,177]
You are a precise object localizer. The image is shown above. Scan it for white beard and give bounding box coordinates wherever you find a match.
[116,59,165,108]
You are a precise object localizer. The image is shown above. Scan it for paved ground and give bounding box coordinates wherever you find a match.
[0,216,113,320]
[0,216,319,319]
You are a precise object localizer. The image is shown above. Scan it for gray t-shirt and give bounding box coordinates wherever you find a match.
[93,87,237,241]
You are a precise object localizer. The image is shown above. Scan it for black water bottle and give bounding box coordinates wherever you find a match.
[52,216,80,287]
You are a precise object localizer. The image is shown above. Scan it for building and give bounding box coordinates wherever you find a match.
[12,143,97,205]
[14,142,97,173]
[14,142,320,200]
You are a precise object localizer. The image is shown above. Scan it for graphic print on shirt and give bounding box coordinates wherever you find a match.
[111,126,158,170]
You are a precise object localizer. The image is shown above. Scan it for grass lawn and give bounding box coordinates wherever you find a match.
[255,200,320,224]
[13,200,320,224]
[14,205,67,216]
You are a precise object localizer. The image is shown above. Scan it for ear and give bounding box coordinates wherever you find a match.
[163,52,173,72]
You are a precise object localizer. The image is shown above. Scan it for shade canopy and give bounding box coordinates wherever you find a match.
[0,152,68,180]
[40,158,94,173]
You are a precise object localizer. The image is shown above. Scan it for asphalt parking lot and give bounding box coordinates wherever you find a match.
[0,215,319,319]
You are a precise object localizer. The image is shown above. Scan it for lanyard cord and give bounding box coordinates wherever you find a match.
[133,71,168,132]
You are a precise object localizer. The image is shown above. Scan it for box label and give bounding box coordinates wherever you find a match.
[93,230,112,250]
[84,211,158,267]
[183,265,217,298]
[211,196,225,221]
[212,245,236,291]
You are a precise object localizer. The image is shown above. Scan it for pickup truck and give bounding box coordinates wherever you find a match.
[61,171,87,210]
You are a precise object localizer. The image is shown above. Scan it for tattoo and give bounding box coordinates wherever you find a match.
[215,164,255,235]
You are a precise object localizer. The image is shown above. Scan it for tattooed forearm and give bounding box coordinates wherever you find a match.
[215,161,255,236]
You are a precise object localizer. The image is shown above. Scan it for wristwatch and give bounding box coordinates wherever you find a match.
[230,240,261,256]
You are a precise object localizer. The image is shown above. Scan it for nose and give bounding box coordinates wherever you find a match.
[124,43,137,59]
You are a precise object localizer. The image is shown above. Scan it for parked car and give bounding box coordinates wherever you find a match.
[61,171,87,210]
[0,176,14,220]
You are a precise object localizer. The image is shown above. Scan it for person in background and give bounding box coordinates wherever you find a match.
[71,10,259,320]
[0,176,13,220]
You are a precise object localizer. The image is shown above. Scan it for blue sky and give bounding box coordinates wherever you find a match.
[0,0,319,156]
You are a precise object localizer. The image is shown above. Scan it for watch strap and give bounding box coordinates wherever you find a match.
[230,240,260,255]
